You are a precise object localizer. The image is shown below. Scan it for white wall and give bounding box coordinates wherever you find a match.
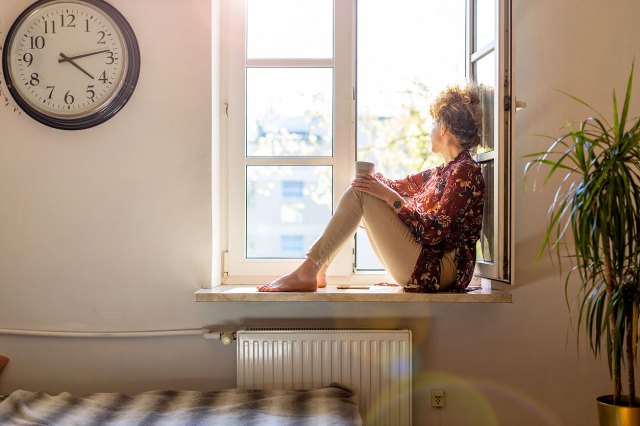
[1,0,639,425]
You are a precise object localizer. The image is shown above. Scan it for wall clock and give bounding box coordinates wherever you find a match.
[1,0,140,130]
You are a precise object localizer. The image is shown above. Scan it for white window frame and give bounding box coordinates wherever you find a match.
[219,0,512,286]
[469,0,513,283]
[223,0,366,285]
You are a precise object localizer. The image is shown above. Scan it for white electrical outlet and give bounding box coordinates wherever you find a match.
[431,389,445,408]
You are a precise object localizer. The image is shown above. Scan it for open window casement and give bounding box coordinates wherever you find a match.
[469,0,513,283]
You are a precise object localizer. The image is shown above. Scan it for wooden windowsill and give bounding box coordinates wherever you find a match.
[194,285,512,303]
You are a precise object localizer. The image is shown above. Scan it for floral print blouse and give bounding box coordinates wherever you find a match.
[377,150,485,292]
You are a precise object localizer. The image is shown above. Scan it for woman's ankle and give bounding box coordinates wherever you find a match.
[296,258,320,278]
[317,265,327,288]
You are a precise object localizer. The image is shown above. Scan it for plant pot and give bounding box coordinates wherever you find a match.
[597,396,640,425]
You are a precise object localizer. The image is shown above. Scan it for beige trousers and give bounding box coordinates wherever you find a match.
[307,187,457,290]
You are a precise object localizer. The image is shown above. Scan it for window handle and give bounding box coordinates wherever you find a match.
[505,97,527,112]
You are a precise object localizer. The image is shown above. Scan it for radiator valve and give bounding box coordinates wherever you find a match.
[202,329,235,344]
[221,332,234,345]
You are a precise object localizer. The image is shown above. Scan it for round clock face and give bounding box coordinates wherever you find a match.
[2,0,140,130]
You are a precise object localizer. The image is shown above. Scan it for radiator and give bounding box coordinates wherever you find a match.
[236,329,412,426]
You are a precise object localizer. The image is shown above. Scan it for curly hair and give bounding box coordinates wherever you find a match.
[429,84,483,151]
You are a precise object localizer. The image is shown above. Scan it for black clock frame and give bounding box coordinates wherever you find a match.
[1,0,141,130]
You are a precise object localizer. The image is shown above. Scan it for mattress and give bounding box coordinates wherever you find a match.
[0,384,362,425]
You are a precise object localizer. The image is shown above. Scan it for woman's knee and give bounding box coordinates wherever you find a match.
[343,186,357,198]
[341,186,368,205]
[346,186,384,207]
[344,185,369,199]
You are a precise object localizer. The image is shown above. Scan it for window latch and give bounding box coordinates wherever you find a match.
[504,96,526,112]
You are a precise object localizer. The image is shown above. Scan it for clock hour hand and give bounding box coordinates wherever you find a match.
[58,49,111,63]
[59,53,94,80]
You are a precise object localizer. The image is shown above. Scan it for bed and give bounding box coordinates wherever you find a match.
[0,384,362,425]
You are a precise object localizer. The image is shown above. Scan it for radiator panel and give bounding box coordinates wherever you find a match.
[236,329,412,426]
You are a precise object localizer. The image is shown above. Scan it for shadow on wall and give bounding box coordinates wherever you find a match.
[514,232,572,289]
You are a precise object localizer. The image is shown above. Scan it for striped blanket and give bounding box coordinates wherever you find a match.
[0,385,362,425]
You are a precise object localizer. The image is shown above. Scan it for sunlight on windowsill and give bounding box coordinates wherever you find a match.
[194,282,512,303]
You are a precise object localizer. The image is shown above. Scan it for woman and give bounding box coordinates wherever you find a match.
[258,84,485,293]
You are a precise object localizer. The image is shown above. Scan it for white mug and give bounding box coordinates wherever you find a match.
[355,161,375,175]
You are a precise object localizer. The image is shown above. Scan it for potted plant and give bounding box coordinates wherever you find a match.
[525,63,640,425]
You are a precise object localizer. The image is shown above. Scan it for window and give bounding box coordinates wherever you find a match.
[469,0,512,282]
[221,0,512,285]
[246,166,332,260]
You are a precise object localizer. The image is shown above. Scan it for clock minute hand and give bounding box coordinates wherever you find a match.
[59,53,94,80]
[58,49,111,63]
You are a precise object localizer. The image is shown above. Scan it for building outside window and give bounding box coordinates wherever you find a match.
[281,181,305,199]
[280,235,305,256]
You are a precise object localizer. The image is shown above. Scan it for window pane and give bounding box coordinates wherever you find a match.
[475,51,495,87]
[247,166,332,259]
[247,0,333,59]
[281,235,305,255]
[355,228,383,271]
[474,0,495,50]
[246,68,333,157]
[356,0,466,271]
[474,51,495,153]
[357,0,466,175]
[477,161,494,263]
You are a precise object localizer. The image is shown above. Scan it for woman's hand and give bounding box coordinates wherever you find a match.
[351,171,403,208]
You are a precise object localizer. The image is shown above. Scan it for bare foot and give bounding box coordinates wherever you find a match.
[257,258,320,292]
[316,264,328,289]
